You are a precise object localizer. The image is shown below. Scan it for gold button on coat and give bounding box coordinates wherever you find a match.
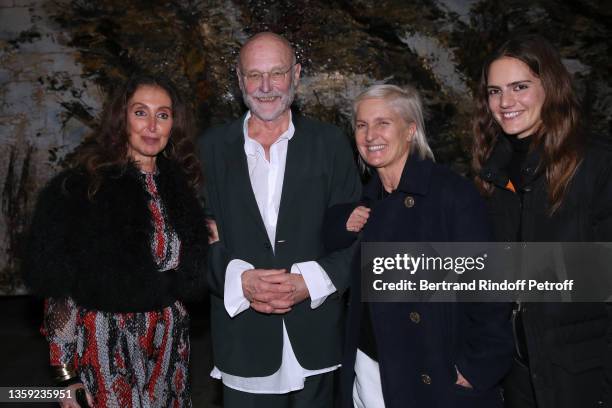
[409,312,420,323]
[404,196,415,208]
[421,374,432,384]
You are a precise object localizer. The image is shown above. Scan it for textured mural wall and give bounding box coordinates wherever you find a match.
[1,0,611,294]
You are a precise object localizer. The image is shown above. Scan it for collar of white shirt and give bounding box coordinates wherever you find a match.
[242,111,295,156]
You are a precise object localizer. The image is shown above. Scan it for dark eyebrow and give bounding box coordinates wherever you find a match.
[129,102,173,110]
[487,80,533,88]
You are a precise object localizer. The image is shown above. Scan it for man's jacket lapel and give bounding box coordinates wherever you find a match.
[225,123,270,244]
[276,116,307,244]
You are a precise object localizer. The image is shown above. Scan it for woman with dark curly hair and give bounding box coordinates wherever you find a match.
[24,74,209,407]
[472,34,612,408]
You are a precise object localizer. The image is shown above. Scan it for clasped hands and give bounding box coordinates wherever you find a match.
[242,268,309,314]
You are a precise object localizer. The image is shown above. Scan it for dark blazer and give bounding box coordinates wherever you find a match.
[327,154,514,408]
[198,114,362,376]
[480,135,612,408]
[24,157,209,312]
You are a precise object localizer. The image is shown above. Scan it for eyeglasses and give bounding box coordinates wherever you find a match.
[241,64,295,85]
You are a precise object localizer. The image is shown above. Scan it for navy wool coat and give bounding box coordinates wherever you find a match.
[326,154,514,408]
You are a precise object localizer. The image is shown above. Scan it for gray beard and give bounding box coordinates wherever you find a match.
[242,81,297,122]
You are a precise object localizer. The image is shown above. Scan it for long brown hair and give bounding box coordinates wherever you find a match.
[472,34,583,214]
[70,74,201,198]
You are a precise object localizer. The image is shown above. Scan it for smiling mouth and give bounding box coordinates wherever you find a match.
[256,96,279,103]
[366,145,386,152]
[502,111,523,119]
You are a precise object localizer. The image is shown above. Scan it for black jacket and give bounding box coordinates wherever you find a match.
[328,155,513,408]
[24,157,209,312]
[480,135,612,408]
[199,114,361,376]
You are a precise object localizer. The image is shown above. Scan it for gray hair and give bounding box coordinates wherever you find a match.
[353,84,434,161]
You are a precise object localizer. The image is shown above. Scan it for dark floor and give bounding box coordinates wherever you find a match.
[0,296,222,407]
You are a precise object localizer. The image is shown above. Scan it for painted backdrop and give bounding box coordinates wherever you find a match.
[1,0,610,294]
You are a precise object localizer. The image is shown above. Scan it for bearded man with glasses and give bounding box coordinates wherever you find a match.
[199,32,361,408]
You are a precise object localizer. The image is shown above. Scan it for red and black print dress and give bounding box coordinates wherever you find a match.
[42,172,191,408]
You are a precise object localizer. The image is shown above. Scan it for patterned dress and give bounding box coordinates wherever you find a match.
[42,172,191,408]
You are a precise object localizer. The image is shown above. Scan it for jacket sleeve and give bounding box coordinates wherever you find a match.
[602,303,612,406]
[42,297,78,368]
[323,202,360,252]
[198,130,236,298]
[451,183,514,391]
[175,187,210,302]
[23,172,80,299]
[594,146,612,404]
[592,148,612,240]
[315,133,362,295]
[206,242,234,298]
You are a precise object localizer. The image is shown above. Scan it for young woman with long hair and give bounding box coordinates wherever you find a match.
[472,34,612,408]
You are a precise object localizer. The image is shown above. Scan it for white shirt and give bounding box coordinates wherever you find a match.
[210,112,339,393]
